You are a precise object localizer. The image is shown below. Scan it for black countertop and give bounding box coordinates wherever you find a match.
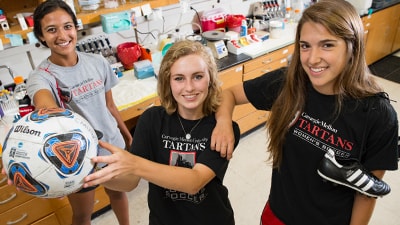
[216,53,252,71]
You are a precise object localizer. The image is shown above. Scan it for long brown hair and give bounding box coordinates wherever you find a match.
[267,0,382,168]
[157,40,221,116]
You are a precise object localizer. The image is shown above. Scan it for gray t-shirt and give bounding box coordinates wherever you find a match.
[27,51,125,159]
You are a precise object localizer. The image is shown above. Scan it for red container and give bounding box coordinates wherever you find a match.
[117,42,141,70]
[200,8,226,32]
[225,14,246,29]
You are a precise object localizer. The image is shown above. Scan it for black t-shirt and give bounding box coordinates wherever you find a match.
[244,68,399,225]
[131,106,240,225]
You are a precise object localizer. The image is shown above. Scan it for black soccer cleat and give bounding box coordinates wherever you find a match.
[317,149,391,198]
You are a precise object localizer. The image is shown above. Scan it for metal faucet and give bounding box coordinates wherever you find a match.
[0,65,14,80]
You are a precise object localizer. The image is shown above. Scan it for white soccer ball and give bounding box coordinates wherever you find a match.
[2,108,98,198]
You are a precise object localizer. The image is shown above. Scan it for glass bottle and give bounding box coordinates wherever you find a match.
[13,76,27,100]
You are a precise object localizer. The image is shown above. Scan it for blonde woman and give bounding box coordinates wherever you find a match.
[84,40,241,225]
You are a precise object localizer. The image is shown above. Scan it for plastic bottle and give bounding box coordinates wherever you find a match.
[13,76,27,100]
[293,8,302,23]
[285,7,292,24]
[240,19,248,37]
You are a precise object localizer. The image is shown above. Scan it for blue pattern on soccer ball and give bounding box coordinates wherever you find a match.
[29,108,74,123]
[8,162,48,196]
[42,132,88,176]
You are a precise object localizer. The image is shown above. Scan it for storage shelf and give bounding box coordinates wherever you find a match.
[0,0,177,45]
[77,0,169,24]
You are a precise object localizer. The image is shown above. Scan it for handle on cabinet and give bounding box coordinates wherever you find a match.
[262,58,273,64]
[6,213,27,225]
[261,68,273,73]
[0,192,17,204]
[0,176,7,185]
[137,103,154,111]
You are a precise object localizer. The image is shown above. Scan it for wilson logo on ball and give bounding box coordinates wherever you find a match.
[2,108,98,198]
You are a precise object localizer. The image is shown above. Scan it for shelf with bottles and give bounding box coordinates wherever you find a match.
[0,0,178,46]
[76,0,175,24]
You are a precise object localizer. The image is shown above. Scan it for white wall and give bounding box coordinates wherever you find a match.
[0,0,264,86]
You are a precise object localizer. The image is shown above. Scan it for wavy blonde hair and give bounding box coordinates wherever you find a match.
[157,40,221,116]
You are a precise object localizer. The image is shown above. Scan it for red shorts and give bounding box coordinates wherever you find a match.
[261,202,285,225]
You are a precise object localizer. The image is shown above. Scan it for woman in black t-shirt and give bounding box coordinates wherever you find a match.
[83,40,240,225]
[211,0,398,224]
